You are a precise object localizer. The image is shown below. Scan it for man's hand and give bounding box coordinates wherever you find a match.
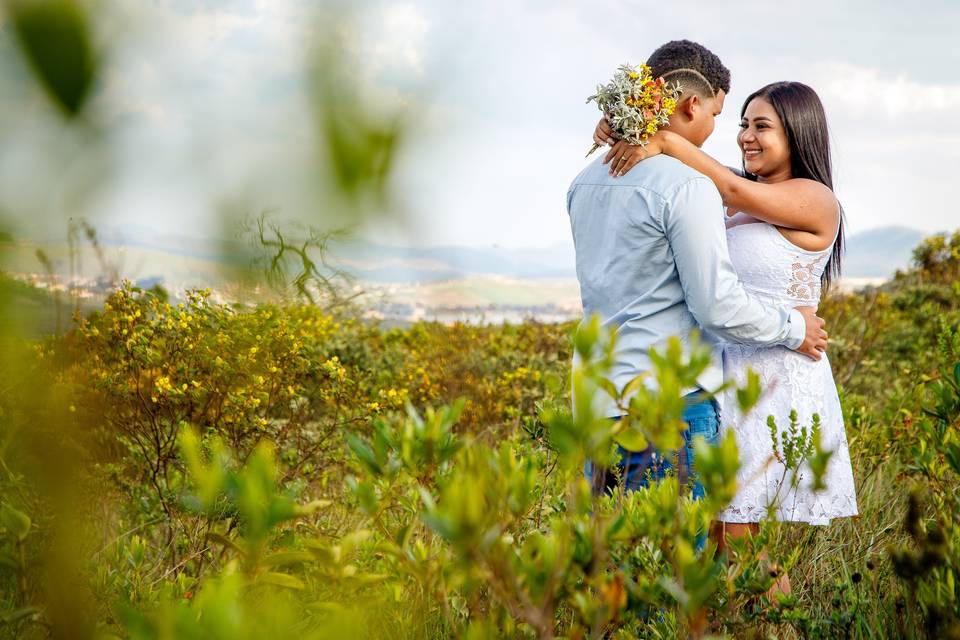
[795,306,827,361]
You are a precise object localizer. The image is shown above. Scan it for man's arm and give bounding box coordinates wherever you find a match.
[661,177,816,353]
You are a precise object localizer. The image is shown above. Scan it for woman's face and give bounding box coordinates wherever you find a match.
[738,97,791,179]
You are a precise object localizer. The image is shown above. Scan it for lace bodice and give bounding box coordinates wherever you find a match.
[725,222,829,308]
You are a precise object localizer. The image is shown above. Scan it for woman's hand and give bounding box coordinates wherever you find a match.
[604,130,670,177]
[592,116,618,148]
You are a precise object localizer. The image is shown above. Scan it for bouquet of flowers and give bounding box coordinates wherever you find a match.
[585,63,681,157]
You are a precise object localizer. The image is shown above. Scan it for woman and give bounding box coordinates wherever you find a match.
[594,81,859,593]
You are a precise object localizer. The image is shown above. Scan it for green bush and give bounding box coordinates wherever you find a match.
[1,230,959,638]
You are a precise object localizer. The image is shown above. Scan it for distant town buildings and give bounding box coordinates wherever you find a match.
[7,270,885,326]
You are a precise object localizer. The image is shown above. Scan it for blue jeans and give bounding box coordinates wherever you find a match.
[585,393,721,499]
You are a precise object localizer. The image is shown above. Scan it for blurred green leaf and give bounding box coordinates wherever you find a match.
[257,571,306,590]
[613,420,648,453]
[808,415,834,493]
[7,0,97,117]
[693,429,740,512]
[0,503,31,542]
[572,315,602,360]
[736,369,762,415]
[207,532,245,557]
[346,432,383,476]
[261,551,315,568]
[179,428,227,511]
[620,373,649,400]
[308,41,405,212]
[0,551,20,571]
[0,606,41,625]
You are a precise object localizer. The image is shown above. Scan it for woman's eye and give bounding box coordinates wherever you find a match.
[738,123,748,129]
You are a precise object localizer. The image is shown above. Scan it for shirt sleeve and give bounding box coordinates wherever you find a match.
[660,177,805,350]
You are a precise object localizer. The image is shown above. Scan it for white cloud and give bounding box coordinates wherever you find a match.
[817,61,960,118]
[328,3,431,80]
[374,4,430,72]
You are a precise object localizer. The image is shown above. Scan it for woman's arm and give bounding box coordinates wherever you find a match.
[601,129,838,236]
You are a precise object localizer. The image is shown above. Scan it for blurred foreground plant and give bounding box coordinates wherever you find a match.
[891,321,960,638]
[5,0,98,118]
[4,228,958,638]
[342,318,795,639]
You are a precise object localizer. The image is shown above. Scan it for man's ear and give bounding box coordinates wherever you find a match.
[677,94,700,121]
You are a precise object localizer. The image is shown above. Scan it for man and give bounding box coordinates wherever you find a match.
[567,40,827,499]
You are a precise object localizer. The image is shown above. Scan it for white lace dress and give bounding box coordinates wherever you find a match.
[718,221,858,525]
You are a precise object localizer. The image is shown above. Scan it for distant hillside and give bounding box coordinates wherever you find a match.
[842,226,926,278]
[330,241,577,283]
[0,240,237,293]
[335,226,927,283]
[0,274,60,338]
[2,223,930,289]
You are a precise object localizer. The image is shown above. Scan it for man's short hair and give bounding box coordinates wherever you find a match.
[647,40,731,99]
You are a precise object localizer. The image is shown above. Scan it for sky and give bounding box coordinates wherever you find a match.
[1,0,959,250]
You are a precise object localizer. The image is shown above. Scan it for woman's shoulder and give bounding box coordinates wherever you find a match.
[785,178,838,212]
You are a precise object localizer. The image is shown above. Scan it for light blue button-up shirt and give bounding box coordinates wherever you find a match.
[567,155,805,416]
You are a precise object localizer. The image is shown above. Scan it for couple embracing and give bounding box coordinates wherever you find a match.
[567,40,858,593]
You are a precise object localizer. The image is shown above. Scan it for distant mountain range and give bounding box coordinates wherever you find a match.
[3,223,932,286]
[839,226,925,278]
[330,225,928,283]
[328,241,577,283]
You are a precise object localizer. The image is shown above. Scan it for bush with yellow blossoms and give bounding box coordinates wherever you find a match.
[2,231,960,638]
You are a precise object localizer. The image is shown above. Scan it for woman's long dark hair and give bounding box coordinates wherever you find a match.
[741,81,844,289]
